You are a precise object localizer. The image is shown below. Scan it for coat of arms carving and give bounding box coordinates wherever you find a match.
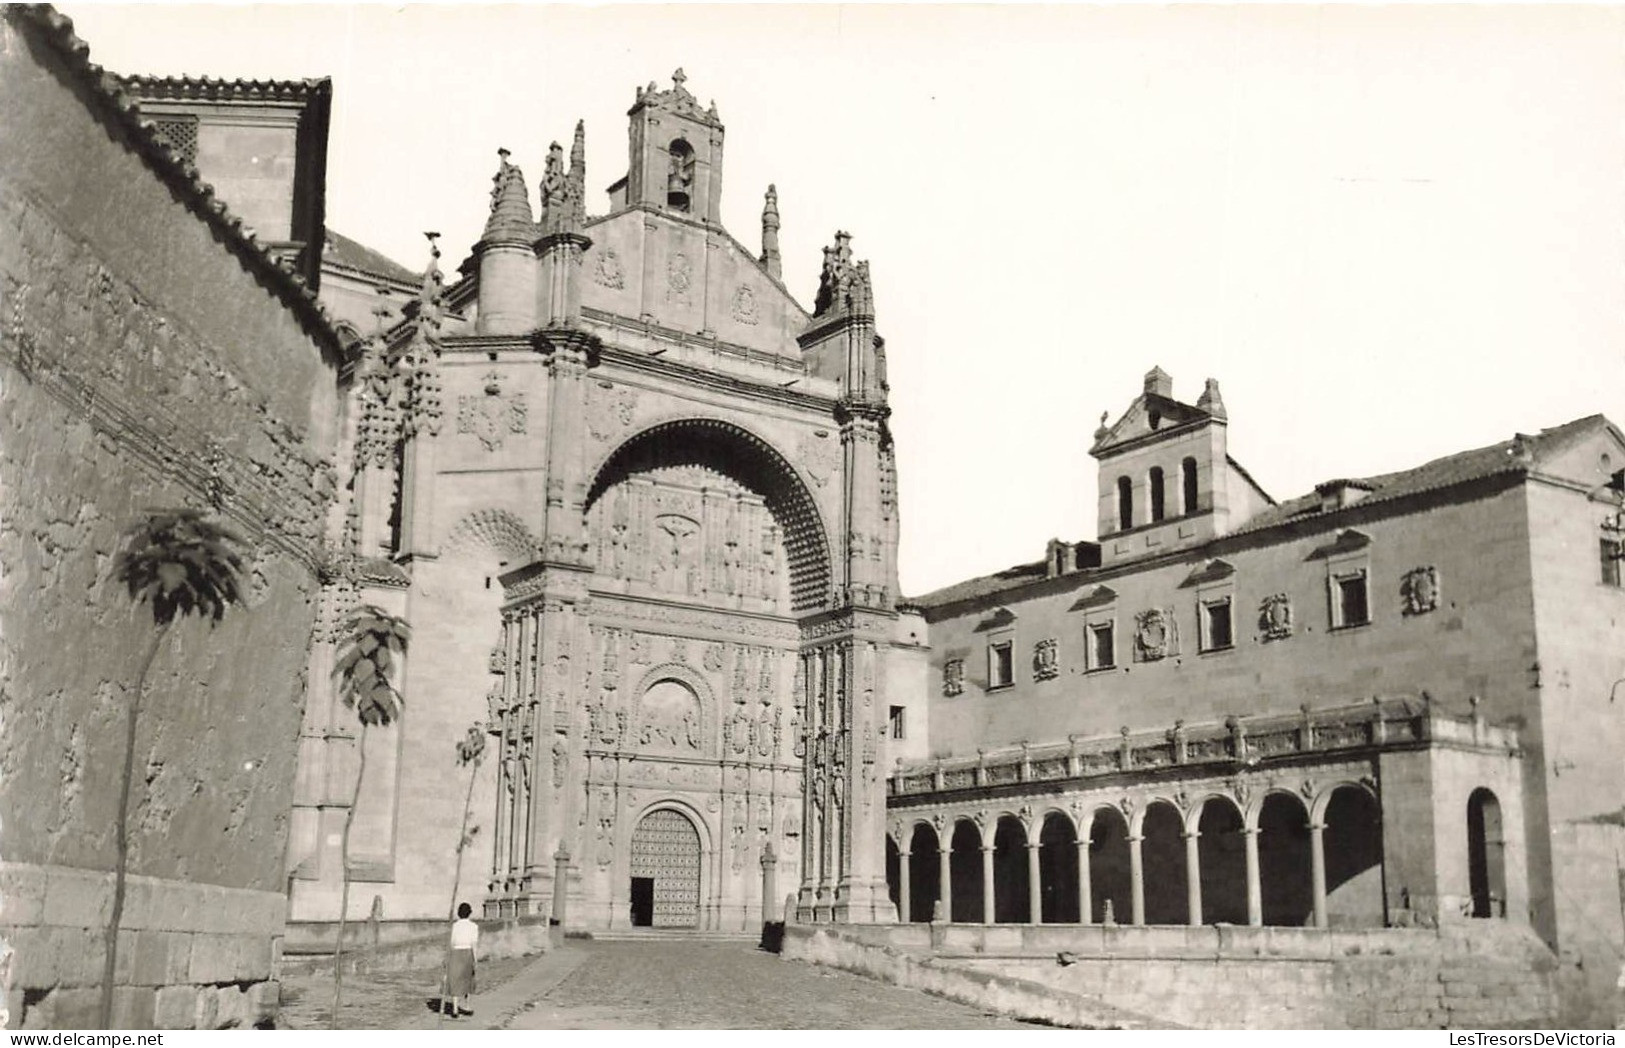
[1134,608,1178,662]
[592,248,626,289]
[1259,593,1293,640]
[1401,566,1440,616]
[730,285,759,325]
[799,430,838,488]
[457,372,527,451]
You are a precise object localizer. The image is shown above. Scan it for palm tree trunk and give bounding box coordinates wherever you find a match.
[331,722,368,1030]
[100,624,168,1029]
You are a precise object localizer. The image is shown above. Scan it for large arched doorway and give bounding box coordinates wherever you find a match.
[1039,813,1079,924]
[1467,788,1505,919]
[629,808,702,928]
[908,823,941,924]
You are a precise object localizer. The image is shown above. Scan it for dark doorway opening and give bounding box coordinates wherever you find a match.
[630,877,655,927]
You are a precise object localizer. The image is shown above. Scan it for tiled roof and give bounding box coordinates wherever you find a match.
[910,414,1613,612]
[119,73,327,104]
[5,5,341,358]
[323,230,418,285]
[1230,414,1607,537]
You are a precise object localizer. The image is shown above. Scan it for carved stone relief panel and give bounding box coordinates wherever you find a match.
[1401,566,1440,616]
[1032,639,1059,681]
[456,371,527,451]
[586,464,789,610]
[635,677,704,753]
[586,381,637,443]
[1134,608,1180,662]
[592,248,626,289]
[942,658,964,697]
[1259,594,1293,641]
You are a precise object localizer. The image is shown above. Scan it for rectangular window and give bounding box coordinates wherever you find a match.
[988,641,1014,689]
[1335,571,1370,628]
[1201,598,1233,651]
[1089,622,1116,670]
[889,705,906,740]
[1602,538,1623,587]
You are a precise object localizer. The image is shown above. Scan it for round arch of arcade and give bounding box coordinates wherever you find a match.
[884,778,1384,929]
[583,416,834,612]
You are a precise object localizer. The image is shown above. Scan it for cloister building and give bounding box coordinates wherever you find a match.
[881,367,1625,1025]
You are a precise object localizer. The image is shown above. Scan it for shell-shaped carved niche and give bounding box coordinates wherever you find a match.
[442,508,538,566]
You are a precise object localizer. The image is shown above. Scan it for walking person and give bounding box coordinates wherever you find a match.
[443,902,478,1019]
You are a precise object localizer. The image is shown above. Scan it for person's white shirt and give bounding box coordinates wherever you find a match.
[450,917,479,950]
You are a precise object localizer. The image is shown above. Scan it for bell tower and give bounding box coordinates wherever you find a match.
[624,69,725,224]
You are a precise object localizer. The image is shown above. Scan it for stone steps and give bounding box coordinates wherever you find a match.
[584,928,762,943]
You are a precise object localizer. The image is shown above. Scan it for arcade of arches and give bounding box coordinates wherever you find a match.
[886,784,1385,928]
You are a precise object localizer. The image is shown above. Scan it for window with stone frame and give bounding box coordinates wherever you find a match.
[1200,596,1234,652]
[1088,621,1116,670]
[1331,568,1371,628]
[1602,536,1624,587]
[988,637,1014,690]
[889,705,907,740]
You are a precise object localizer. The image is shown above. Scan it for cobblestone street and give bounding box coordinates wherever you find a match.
[498,941,1034,1030]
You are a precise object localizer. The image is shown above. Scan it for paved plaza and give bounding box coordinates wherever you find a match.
[279,941,1034,1030]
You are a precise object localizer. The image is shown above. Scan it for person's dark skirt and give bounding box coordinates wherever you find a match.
[446,948,476,998]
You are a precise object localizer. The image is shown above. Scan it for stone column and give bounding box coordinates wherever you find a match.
[1128,833,1146,925]
[1184,830,1202,926]
[981,844,996,925]
[938,842,953,923]
[1309,821,1328,929]
[1076,838,1093,925]
[1026,841,1043,925]
[551,845,571,927]
[897,850,911,923]
[1244,827,1262,927]
[760,844,778,926]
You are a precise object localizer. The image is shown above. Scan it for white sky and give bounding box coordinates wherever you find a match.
[60,3,1625,597]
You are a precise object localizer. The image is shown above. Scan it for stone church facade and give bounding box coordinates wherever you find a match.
[286,72,914,933]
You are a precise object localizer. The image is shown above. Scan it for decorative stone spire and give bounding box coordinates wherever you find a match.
[539,140,571,234]
[484,148,534,241]
[760,184,782,280]
[401,232,445,438]
[355,288,400,468]
[813,231,873,319]
[568,120,587,225]
[1197,377,1227,420]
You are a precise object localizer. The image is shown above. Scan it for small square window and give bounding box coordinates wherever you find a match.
[1334,571,1370,628]
[1602,538,1623,587]
[1089,622,1116,670]
[888,705,906,740]
[1201,598,1233,652]
[988,641,1014,689]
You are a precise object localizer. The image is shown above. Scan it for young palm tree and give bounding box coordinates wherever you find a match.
[440,722,486,1021]
[106,509,246,1029]
[329,605,409,1029]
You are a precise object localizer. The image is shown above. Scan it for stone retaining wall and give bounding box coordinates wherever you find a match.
[787,921,1561,1029]
[2,864,286,1029]
[280,917,552,977]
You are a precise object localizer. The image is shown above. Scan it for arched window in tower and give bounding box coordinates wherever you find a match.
[1181,457,1199,515]
[667,139,696,212]
[1117,476,1134,531]
[1148,466,1166,522]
